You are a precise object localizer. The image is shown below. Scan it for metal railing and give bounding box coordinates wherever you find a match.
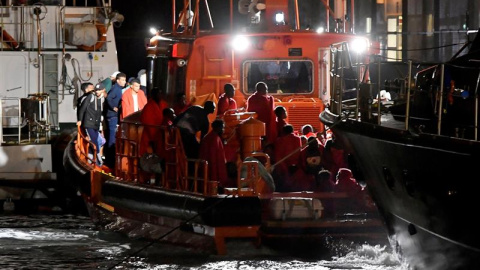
[330,42,480,140]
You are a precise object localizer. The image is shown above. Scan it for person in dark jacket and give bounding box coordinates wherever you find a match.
[173,101,216,158]
[76,82,94,113]
[104,72,126,166]
[77,83,106,165]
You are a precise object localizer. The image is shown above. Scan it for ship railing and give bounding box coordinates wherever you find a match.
[330,52,480,141]
[75,125,97,169]
[114,120,218,195]
[115,119,143,181]
[115,119,263,196]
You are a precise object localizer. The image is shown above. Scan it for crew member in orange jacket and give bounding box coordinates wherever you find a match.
[246,81,277,145]
[121,79,147,120]
[199,119,231,188]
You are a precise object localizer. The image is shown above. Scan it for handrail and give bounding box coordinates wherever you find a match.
[113,119,264,196]
[75,125,96,169]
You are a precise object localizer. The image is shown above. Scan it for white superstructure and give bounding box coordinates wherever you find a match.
[0,0,122,202]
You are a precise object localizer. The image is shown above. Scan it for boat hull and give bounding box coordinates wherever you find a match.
[320,110,480,269]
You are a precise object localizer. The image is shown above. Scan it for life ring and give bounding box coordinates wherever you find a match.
[0,27,19,50]
[77,22,107,51]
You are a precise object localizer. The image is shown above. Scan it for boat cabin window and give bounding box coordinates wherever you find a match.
[243,60,313,94]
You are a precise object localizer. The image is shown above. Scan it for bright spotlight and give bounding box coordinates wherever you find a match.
[351,38,368,54]
[149,27,158,35]
[231,35,250,52]
[316,27,325,33]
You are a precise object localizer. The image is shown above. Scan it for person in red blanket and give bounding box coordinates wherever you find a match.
[139,87,168,156]
[301,124,316,139]
[246,81,277,145]
[172,92,191,115]
[199,119,232,188]
[274,105,288,138]
[272,124,302,191]
[217,83,237,116]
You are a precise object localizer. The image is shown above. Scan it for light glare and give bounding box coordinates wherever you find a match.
[275,12,284,24]
[231,35,250,51]
[351,38,368,54]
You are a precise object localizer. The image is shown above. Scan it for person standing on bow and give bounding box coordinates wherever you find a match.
[246,81,277,145]
[77,83,106,166]
[120,78,147,120]
[101,71,120,93]
[104,72,126,167]
[217,83,237,117]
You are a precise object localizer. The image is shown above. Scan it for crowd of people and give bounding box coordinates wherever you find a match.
[76,70,148,167]
[76,76,364,203]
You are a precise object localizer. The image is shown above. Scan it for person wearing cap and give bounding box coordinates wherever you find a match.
[101,71,120,93]
[120,78,147,120]
[77,82,106,166]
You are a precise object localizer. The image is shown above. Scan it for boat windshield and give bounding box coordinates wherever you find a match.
[243,60,313,94]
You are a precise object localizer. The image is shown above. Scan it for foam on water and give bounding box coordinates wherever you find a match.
[0,215,407,269]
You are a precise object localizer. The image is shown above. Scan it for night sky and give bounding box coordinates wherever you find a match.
[110,1,170,79]
[110,0,232,79]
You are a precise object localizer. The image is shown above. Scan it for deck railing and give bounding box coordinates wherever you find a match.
[75,125,97,169]
[330,42,480,141]
[115,119,262,197]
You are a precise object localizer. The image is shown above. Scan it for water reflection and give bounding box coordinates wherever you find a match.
[0,215,407,269]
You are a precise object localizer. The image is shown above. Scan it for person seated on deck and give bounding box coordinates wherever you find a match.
[199,119,233,189]
[322,135,348,183]
[272,124,302,191]
[274,105,288,138]
[300,135,308,147]
[301,124,316,139]
[300,136,325,176]
[334,168,372,213]
[283,136,326,192]
[315,170,335,217]
[217,83,237,117]
[173,101,216,158]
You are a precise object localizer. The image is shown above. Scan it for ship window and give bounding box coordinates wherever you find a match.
[243,60,313,94]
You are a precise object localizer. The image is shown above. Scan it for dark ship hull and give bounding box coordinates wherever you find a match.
[320,109,480,269]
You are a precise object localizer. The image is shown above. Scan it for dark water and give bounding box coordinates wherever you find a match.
[0,214,407,269]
